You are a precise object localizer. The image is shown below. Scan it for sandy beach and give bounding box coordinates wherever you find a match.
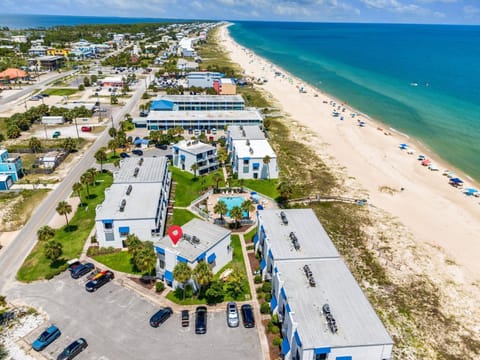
[219,24,480,331]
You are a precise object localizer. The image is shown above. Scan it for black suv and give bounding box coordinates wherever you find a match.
[195,306,207,334]
[132,149,143,156]
[70,263,94,279]
[149,307,173,328]
[85,270,114,292]
[56,338,87,360]
[241,304,255,328]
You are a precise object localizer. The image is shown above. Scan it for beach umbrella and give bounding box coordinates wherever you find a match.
[464,188,478,195]
[450,178,463,184]
[421,159,431,166]
[399,143,408,149]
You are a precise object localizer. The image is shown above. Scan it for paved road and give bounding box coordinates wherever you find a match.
[0,70,78,109]
[7,272,262,360]
[0,76,148,294]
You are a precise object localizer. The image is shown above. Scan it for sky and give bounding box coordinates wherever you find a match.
[1,0,479,25]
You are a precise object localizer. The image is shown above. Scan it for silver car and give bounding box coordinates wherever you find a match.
[226,302,239,328]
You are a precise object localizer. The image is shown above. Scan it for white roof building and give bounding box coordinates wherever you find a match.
[95,157,171,248]
[172,140,218,175]
[231,139,278,179]
[154,219,232,287]
[256,209,393,360]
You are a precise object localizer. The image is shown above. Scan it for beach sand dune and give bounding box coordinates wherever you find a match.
[218,23,480,354]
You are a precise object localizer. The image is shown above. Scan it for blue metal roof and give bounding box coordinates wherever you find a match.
[155,246,165,255]
[150,99,174,111]
[207,253,216,263]
[281,338,290,355]
[164,270,173,282]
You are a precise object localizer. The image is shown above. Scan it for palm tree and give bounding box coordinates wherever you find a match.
[262,155,271,180]
[277,181,293,201]
[62,137,77,152]
[113,158,120,168]
[56,201,72,227]
[95,148,108,172]
[87,168,97,187]
[126,234,143,257]
[193,261,213,295]
[37,225,55,242]
[72,182,83,204]
[134,242,157,277]
[230,206,243,228]
[29,137,42,153]
[238,178,245,193]
[214,200,228,221]
[44,240,63,262]
[80,172,92,199]
[108,127,117,138]
[173,262,192,299]
[241,199,255,219]
[212,172,222,191]
[108,139,118,156]
[190,163,199,178]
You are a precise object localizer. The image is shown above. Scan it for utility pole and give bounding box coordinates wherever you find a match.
[44,124,48,139]
[74,117,80,139]
[110,115,114,130]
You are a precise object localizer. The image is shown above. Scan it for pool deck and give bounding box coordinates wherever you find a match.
[206,190,274,223]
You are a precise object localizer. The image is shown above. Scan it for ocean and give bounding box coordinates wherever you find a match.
[229,22,480,182]
[0,14,181,29]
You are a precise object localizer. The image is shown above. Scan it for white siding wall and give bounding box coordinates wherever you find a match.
[96,218,156,249]
[206,235,232,274]
[235,155,278,180]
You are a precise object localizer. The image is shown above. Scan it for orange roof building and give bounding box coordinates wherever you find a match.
[0,68,29,81]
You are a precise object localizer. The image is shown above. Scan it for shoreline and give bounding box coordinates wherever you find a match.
[218,23,480,283]
[224,23,480,190]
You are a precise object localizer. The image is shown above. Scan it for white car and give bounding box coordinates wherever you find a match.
[226,302,239,328]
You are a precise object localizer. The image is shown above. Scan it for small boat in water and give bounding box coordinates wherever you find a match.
[410,82,419,87]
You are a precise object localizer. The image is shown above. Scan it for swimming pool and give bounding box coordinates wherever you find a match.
[219,196,248,217]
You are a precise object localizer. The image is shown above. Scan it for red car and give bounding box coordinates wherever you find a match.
[81,126,92,132]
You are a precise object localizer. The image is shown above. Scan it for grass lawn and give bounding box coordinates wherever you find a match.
[166,290,207,305]
[94,251,143,275]
[17,172,113,282]
[171,167,224,207]
[43,88,78,96]
[240,179,279,200]
[172,208,200,226]
[243,226,258,243]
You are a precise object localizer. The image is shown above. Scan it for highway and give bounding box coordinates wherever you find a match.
[0,74,149,293]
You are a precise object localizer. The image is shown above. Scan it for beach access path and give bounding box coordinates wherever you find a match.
[218,24,480,313]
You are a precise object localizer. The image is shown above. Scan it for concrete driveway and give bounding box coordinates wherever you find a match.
[7,272,262,360]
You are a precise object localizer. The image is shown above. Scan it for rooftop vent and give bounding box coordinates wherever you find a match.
[242,129,246,137]
[280,211,288,225]
[322,303,338,333]
[290,232,300,251]
[138,157,144,166]
[249,147,254,154]
[246,139,250,146]
[303,264,315,287]
[134,167,139,177]
[120,199,127,212]
[126,184,132,195]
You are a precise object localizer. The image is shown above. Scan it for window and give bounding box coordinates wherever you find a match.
[253,172,258,179]
[104,222,113,230]
[159,259,165,269]
[243,159,249,165]
[315,355,327,360]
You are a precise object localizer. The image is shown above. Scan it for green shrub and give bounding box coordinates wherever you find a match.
[264,292,272,302]
[155,282,165,293]
[261,281,272,293]
[87,246,120,257]
[272,313,279,325]
[260,302,270,314]
[272,336,282,347]
[271,325,280,334]
[254,275,262,284]
[257,293,263,300]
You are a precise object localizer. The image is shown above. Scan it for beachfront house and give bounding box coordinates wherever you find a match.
[230,138,278,179]
[213,78,237,95]
[256,209,393,359]
[149,95,245,112]
[154,218,232,287]
[95,157,171,248]
[172,140,218,175]
[133,109,263,131]
[0,149,24,185]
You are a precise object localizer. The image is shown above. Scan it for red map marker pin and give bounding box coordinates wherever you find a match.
[168,225,183,246]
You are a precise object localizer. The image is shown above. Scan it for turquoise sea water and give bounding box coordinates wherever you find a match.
[229,22,480,182]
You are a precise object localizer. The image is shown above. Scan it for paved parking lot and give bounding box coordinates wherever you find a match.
[7,273,262,360]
